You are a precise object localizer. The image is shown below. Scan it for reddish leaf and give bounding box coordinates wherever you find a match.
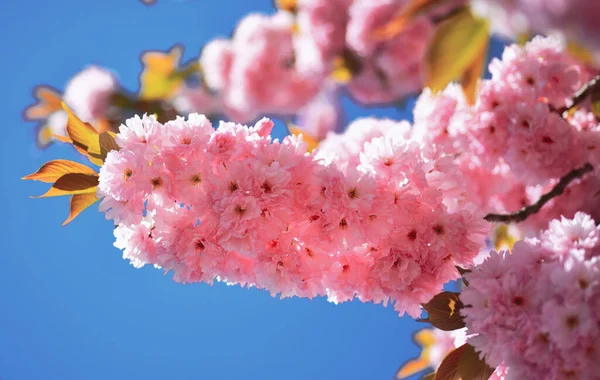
[435,343,467,380]
[22,160,96,183]
[421,291,465,331]
[458,344,495,380]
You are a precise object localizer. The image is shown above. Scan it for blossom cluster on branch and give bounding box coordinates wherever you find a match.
[462,212,600,379]
[413,35,600,233]
[98,111,488,317]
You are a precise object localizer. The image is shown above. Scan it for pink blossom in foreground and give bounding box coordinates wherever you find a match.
[98,113,489,317]
[461,212,600,379]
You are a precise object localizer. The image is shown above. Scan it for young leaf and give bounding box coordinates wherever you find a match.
[460,36,488,105]
[139,45,185,101]
[62,193,99,226]
[62,103,105,166]
[457,344,495,380]
[330,49,362,84]
[22,160,97,183]
[424,7,489,94]
[591,85,600,118]
[274,0,297,13]
[434,344,466,380]
[99,131,120,157]
[373,0,452,40]
[288,125,320,153]
[33,173,99,198]
[421,291,465,331]
[23,85,63,121]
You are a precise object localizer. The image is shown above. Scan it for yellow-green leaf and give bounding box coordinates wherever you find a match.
[139,45,185,101]
[22,159,96,183]
[461,36,488,105]
[425,7,490,93]
[62,193,99,226]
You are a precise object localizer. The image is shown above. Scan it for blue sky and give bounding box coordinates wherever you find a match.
[0,1,505,379]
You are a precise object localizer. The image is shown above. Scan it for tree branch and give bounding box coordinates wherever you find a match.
[484,163,594,224]
[556,73,600,114]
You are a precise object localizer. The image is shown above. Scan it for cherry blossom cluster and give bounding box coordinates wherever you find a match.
[412,35,600,232]
[197,1,464,133]
[97,113,488,317]
[461,212,600,379]
[472,0,600,54]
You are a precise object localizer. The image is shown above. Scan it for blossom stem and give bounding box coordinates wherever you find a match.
[484,163,594,224]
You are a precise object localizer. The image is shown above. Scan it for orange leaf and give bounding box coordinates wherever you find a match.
[373,0,452,40]
[62,103,98,150]
[274,0,297,13]
[22,159,97,183]
[35,186,98,198]
[396,358,431,379]
[62,193,99,226]
[35,124,54,149]
[288,125,320,153]
[23,86,63,121]
[61,103,104,166]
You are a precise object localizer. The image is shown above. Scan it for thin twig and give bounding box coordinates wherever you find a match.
[556,73,600,114]
[484,163,594,224]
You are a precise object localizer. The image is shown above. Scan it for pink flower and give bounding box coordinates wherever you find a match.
[63,65,118,122]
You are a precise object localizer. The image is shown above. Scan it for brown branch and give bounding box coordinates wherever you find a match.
[556,73,600,114]
[484,163,594,224]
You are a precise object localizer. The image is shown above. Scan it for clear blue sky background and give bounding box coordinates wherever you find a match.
[0,1,505,379]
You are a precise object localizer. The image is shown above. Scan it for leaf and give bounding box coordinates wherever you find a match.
[424,7,490,94]
[330,48,362,84]
[34,123,54,149]
[460,36,488,105]
[567,41,596,67]
[23,86,63,120]
[274,0,297,13]
[139,45,185,101]
[423,373,436,380]
[288,125,320,153]
[61,103,105,166]
[396,329,437,379]
[374,0,452,40]
[457,344,495,380]
[63,193,99,226]
[434,343,466,380]
[396,358,431,379]
[52,173,99,191]
[99,131,120,155]
[34,173,99,198]
[421,291,465,331]
[591,85,600,118]
[22,159,96,183]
